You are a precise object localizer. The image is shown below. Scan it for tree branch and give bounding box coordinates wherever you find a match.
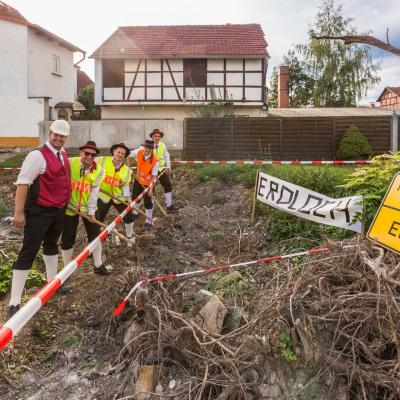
[312,35,400,57]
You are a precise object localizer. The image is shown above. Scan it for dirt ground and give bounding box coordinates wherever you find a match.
[0,168,271,400]
[2,166,400,399]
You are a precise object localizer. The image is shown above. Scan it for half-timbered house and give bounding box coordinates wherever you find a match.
[377,87,400,109]
[91,24,269,120]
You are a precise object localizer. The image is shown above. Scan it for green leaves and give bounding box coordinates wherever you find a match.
[0,253,46,297]
[342,152,400,226]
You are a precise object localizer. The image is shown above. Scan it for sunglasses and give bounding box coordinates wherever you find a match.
[83,151,97,158]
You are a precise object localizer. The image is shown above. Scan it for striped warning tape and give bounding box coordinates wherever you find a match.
[113,246,335,315]
[0,171,166,351]
[171,160,371,165]
[0,160,371,170]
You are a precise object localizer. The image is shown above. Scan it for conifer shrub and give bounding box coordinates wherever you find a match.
[336,125,373,160]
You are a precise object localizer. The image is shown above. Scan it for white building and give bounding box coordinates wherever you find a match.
[0,2,85,147]
[91,24,270,120]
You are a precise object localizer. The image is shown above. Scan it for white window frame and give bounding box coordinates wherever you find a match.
[52,55,61,76]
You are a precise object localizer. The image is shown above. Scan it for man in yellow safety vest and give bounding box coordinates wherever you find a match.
[60,141,112,275]
[96,143,135,243]
[149,128,175,212]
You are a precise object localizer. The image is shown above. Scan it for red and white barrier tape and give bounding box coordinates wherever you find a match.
[171,160,371,165]
[113,247,331,315]
[0,171,165,351]
[0,160,371,171]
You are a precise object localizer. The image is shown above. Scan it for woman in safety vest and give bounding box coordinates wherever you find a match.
[149,129,175,212]
[96,143,135,243]
[60,141,112,276]
[128,140,159,228]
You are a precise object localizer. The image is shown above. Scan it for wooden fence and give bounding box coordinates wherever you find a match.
[183,116,393,160]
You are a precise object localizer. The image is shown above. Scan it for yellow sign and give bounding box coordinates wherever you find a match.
[368,173,400,254]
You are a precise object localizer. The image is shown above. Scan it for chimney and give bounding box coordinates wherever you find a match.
[278,65,289,108]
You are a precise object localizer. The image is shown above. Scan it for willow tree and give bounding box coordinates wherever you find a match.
[269,0,381,107]
[300,0,380,106]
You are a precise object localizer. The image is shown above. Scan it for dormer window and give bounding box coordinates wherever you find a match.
[52,55,61,76]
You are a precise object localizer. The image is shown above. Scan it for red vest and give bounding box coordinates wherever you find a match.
[28,145,71,208]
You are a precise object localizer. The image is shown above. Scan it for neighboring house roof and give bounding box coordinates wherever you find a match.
[90,24,269,59]
[0,1,84,53]
[268,108,398,117]
[377,87,400,101]
[77,69,94,93]
[54,101,86,111]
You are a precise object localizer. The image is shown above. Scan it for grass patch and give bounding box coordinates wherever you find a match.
[189,164,357,241]
[0,152,27,168]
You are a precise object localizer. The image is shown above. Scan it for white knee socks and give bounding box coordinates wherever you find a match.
[145,208,153,225]
[165,192,173,207]
[92,243,103,267]
[43,254,59,281]
[62,248,73,266]
[9,270,29,306]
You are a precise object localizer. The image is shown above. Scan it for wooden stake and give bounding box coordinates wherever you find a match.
[251,171,259,224]
[153,196,168,217]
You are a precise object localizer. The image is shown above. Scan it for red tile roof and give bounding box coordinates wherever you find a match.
[389,87,400,97]
[0,1,83,53]
[0,1,28,25]
[377,86,400,101]
[90,24,268,59]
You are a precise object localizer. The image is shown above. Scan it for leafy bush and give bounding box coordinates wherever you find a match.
[342,152,400,227]
[336,125,373,160]
[0,253,46,297]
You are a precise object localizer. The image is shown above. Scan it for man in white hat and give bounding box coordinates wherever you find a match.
[7,120,71,318]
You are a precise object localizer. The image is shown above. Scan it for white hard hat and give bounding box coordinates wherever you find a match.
[50,120,70,136]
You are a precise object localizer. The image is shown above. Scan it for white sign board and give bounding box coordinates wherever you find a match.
[256,172,363,233]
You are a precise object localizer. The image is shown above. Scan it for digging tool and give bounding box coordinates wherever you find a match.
[98,189,158,224]
[152,196,168,217]
[67,206,134,245]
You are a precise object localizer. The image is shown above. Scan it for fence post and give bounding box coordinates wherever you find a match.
[391,111,398,152]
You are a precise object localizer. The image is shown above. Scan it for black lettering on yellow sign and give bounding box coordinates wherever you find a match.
[368,173,400,255]
[388,221,400,237]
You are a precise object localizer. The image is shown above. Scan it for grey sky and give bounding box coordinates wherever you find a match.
[6,0,400,103]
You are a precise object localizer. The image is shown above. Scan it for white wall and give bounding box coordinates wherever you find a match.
[42,120,184,150]
[27,28,76,108]
[0,19,44,139]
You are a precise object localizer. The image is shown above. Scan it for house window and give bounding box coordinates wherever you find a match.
[53,55,61,75]
[58,108,68,120]
[183,59,207,87]
[103,59,124,88]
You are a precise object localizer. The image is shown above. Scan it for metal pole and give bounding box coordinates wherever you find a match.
[392,111,398,152]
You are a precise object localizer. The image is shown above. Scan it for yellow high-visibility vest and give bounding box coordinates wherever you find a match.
[154,142,167,171]
[66,157,105,216]
[98,156,132,204]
